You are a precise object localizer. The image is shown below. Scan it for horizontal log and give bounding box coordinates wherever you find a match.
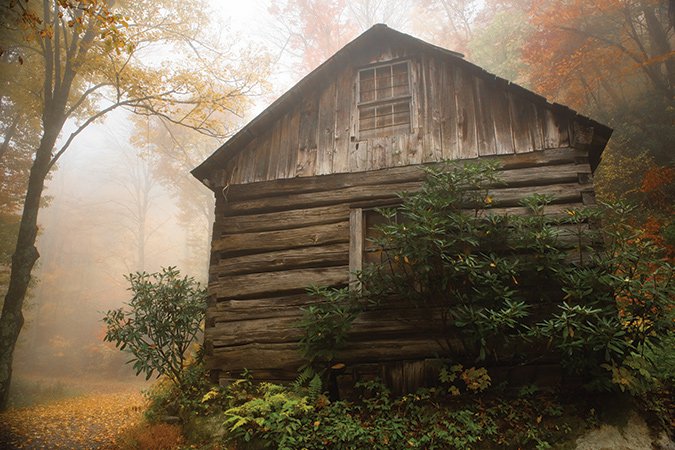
[208,337,459,371]
[223,181,423,215]
[220,162,590,215]
[210,293,315,315]
[207,342,302,371]
[484,201,587,217]
[210,316,303,347]
[212,221,349,254]
[497,162,589,188]
[211,243,349,277]
[208,308,448,347]
[219,204,350,235]
[211,266,349,299]
[489,182,585,207]
[219,147,589,202]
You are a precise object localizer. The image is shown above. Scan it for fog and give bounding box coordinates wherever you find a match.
[2,0,671,406]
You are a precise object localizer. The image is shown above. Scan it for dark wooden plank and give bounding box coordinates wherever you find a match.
[207,337,454,371]
[223,147,588,201]
[531,104,545,150]
[209,294,316,323]
[272,113,290,180]
[543,107,560,149]
[406,58,423,165]
[295,96,319,177]
[455,67,478,159]
[498,161,590,187]
[508,92,536,153]
[424,56,444,163]
[367,137,388,170]
[349,139,368,172]
[284,108,300,178]
[487,182,585,207]
[207,342,302,371]
[551,104,571,147]
[212,221,349,254]
[211,316,303,347]
[390,134,406,167]
[223,181,422,214]
[212,266,349,299]
[221,161,589,214]
[253,129,272,182]
[333,70,353,173]
[492,78,514,155]
[474,76,497,156]
[316,81,337,175]
[349,208,364,287]
[220,204,349,234]
[440,62,459,160]
[211,243,349,277]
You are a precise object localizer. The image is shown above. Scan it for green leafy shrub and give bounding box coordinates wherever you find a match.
[102,267,207,388]
[302,161,674,394]
[221,377,587,449]
[144,360,217,422]
[439,364,492,395]
[298,286,358,368]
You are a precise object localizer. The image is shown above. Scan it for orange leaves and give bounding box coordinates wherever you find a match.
[0,389,146,449]
[521,0,644,109]
[640,165,674,196]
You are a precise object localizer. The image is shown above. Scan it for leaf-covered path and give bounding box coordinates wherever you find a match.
[0,389,145,449]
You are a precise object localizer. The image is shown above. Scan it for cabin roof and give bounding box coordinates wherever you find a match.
[192,24,612,185]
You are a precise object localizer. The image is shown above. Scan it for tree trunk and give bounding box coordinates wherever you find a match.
[0,126,58,410]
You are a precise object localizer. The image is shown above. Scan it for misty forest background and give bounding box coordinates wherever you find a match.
[1,0,672,388]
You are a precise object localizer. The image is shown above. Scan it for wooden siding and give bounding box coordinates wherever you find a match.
[216,48,584,187]
[205,148,595,384]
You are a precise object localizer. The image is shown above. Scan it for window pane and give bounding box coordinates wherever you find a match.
[376,104,394,128]
[393,101,410,125]
[375,66,392,100]
[360,105,376,131]
[360,69,375,102]
[392,62,409,97]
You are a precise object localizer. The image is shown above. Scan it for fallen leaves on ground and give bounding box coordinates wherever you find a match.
[0,389,146,449]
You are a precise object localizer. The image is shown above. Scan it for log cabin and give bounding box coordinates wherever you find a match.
[192,24,612,390]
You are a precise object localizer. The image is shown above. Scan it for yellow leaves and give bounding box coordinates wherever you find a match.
[0,389,146,449]
[201,388,220,403]
[39,26,54,39]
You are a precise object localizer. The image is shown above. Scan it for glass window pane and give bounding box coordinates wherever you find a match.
[376,104,394,128]
[360,105,376,131]
[375,66,392,100]
[393,101,410,125]
[392,62,409,96]
[360,69,375,102]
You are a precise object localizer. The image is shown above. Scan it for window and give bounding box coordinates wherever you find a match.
[349,205,405,290]
[358,61,411,135]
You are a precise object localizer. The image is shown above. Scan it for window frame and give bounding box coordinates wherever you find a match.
[356,59,412,138]
[349,201,403,291]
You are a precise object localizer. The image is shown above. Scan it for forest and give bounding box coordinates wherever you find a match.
[0,0,672,448]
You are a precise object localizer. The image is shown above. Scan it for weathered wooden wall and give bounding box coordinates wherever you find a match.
[205,148,596,385]
[214,45,592,187]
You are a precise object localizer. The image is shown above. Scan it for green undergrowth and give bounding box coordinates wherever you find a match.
[140,361,672,450]
[218,378,584,450]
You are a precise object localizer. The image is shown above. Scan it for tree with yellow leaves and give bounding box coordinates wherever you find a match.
[0,0,270,410]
